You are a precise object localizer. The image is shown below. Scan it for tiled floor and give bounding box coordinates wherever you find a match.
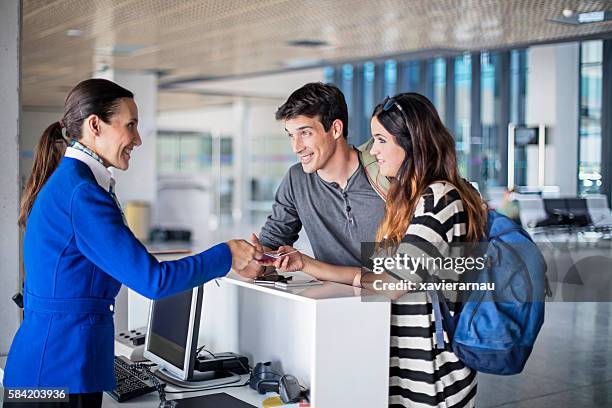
[476,302,612,407]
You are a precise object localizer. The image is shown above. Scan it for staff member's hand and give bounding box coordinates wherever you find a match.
[227,239,263,271]
[234,233,270,279]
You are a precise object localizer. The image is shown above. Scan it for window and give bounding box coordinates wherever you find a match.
[455,54,472,177]
[480,52,502,187]
[431,58,446,119]
[157,131,215,174]
[510,49,529,187]
[399,60,420,93]
[578,40,603,194]
[510,50,528,125]
[383,59,397,97]
[323,66,334,84]
[363,61,376,121]
[341,64,354,116]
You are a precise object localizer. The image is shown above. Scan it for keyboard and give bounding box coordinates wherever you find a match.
[107,355,159,402]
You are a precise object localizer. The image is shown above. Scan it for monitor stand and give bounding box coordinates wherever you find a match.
[154,367,241,389]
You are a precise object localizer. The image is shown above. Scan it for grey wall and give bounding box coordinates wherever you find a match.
[554,43,580,196]
[0,0,22,355]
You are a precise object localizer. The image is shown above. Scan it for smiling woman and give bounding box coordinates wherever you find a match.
[5,78,261,408]
[86,97,141,170]
[18,79,136,227]
[367,93,487,408]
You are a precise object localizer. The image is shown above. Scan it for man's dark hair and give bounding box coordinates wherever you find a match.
[275,82,348,139]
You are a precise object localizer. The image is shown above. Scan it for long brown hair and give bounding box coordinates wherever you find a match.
[18,79,133,227]
[374,93,487,246]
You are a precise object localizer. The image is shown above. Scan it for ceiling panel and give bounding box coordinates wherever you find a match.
[21,0,612,109]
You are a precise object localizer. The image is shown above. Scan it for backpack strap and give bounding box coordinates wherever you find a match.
[357,139,390,201]
[429,290,446,349]
[430,289,459,349]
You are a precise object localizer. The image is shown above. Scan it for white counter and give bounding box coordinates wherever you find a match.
[1,272,391,407]
[196,272,391,407]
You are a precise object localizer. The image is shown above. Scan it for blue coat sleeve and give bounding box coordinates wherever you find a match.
[71,182,232,299]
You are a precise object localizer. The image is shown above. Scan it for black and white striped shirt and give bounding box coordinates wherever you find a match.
[389,182,477,408]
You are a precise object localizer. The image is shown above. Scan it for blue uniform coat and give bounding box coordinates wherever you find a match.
[3,157,231,392]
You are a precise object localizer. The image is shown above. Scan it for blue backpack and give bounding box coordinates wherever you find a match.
[431,210,550,375]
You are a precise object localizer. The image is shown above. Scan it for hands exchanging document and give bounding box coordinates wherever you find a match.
[226,238,264,271]
[228,233,305,279]
[257,245,304,272]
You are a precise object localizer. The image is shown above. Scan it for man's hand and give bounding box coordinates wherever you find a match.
[264,245,304,272]
[226,238,263,272]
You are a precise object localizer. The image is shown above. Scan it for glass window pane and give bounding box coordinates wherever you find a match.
[363,61,376,120]
[401,60,420,93]
[179,136,201,172]
[455,54,472,177]
[341,64,354,119]
[157,135,180,174]
[384,59,397,97]
[200,134,213,168]
[431,58,446,119]
[480,52,502,188]
[578,40,603,194]
[509,49,529,187]
[323,66,334,84]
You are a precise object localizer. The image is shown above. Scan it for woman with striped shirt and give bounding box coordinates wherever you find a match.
[263,93,487,407]
[368,93,486,407]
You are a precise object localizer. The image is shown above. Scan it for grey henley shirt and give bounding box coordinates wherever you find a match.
[259,157,386,267]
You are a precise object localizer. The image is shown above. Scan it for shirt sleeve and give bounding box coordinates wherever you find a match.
[71,183,232,300]
[258,168,302,250]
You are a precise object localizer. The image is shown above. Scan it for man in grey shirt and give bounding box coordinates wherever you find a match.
[239,82,388,283]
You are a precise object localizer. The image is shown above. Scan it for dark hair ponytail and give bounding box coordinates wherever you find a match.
[18,78,133,227]
[18,122,66,227]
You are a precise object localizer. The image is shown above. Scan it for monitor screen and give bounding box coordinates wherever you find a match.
[143,286,203,380]
[514,127,539,146]
[543,198,567,216]
[542,198,592,227]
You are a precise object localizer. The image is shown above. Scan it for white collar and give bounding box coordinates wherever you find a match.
[65,146,114,192]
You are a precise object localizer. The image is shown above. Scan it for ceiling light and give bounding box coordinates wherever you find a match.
[550,9,611,25]
[287,39,330,48]
[578,11,605,23]
[65,29,84,37]
[282,57,323,68]
[95,44,149,56]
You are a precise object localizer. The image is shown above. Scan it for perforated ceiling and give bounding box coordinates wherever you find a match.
[22,0,612,109]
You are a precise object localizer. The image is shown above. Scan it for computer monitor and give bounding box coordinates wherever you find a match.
[541,198,591,227]
[143,286,203,381]
[142,285,241,389]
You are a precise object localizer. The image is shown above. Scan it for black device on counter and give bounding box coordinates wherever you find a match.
[165,393,256,407]
[253,274,292,285]
[248,362,304,404]
[195,352,249,375]
[108,355,161,402]
[117,328,146,346]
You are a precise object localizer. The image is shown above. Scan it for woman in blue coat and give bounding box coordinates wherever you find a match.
[3,79,261,407]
